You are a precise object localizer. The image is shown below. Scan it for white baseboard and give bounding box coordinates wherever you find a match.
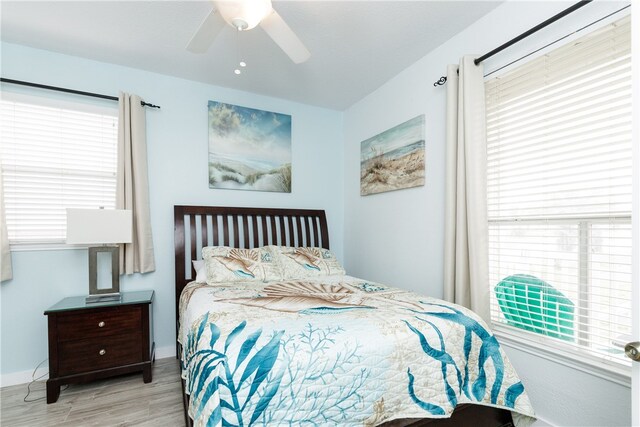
[0,366,49,388]
[531,415,555,426]
[0,344,177,388]
[154,344,177,360]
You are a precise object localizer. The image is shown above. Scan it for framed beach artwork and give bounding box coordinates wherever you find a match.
[208,101,292,193]
[360,115,425,196]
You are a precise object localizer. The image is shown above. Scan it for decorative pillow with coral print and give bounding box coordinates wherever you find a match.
[202,246,282,283]
[269,246,346,279]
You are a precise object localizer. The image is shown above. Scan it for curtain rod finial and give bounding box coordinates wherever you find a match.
[433,76,447,87]
[141,101,161,109]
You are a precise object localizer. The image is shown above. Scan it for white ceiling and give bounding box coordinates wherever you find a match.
[0,1,502,110]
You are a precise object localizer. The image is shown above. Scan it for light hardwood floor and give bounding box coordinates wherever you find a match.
[1,358,184,426]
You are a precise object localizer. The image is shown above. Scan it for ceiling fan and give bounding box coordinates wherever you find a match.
[186,0,310,64]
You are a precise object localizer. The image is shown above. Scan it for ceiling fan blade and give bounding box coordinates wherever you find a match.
[186,7,225,54]
[259,10,310,64]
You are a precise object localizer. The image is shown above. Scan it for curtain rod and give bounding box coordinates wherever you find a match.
[0,78,161,109]
[484,3,629,80]
[433,0,592,87]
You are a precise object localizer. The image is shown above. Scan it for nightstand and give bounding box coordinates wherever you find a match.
[44,290,154,404]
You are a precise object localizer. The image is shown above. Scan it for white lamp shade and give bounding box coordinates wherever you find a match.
[66,209,133,244]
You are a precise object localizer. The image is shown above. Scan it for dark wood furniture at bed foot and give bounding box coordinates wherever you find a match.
[379,405,514,427]
[44,290,155,403]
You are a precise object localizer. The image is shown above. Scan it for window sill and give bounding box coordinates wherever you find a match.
[493,324,631,388]
[9,243,92,252]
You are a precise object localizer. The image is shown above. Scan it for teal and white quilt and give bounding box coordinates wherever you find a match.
[178,275,535,427]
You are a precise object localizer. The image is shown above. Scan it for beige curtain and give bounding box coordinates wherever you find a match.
[1,165,12,282]
[117,93,155,274]
[443,56,490,323]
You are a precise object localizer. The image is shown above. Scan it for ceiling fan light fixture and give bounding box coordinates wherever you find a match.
[216,0,273,31]
[187,0,310,64]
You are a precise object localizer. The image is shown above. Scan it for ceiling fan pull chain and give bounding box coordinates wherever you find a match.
[234,29,242,75]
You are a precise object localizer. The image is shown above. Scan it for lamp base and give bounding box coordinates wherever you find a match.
[88,245,121,300]
[86,293,122,304]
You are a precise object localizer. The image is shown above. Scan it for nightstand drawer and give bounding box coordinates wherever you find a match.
[58,333,143,376]
[57,306,141,341]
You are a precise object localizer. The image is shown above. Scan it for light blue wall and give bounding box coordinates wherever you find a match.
[0,42,344,376]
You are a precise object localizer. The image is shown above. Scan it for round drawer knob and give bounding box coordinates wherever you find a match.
[99,349,106,356]
[98,321,105,328]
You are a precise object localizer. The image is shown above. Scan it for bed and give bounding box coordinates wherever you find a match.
[174,205,535,427]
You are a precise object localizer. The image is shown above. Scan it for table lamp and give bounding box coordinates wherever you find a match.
[66,209,133,303]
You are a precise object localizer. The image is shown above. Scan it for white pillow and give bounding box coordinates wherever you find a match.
[192,260,207,282]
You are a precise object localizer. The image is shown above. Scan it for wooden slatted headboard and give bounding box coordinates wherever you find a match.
[173,205,330,350]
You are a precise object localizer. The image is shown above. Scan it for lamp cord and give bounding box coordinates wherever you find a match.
[23,359,69,403]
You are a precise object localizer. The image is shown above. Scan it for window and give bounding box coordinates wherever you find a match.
[485,15,631,369]
[0,93,118,245]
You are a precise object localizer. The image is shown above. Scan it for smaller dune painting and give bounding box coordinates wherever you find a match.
[360,115,425,196]
[208,101,292,193]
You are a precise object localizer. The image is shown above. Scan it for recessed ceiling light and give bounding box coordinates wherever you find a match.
[234,69,241,75]
[239,61,247,67]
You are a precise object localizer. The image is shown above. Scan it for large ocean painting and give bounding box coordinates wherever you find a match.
[208,101,292,193]
[360,115,425,196]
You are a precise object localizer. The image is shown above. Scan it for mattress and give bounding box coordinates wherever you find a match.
[178,275,536,427]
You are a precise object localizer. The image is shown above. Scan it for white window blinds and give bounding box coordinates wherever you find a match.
[485,15,631,367]
[0,93,118,244]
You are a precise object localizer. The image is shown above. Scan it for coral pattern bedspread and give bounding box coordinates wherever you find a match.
[179,275,535,427]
